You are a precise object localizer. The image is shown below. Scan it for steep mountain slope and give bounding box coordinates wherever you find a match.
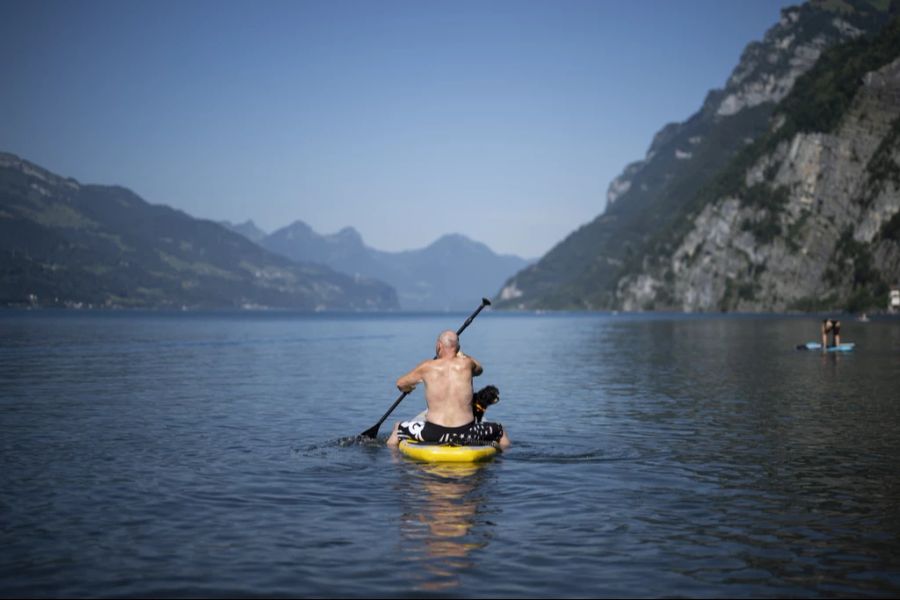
[0,154,398,310]
[259,222,530,311]
[618,17,900,312]
[496,0,897,310]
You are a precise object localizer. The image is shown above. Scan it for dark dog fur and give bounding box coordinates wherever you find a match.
[472,385,500,423]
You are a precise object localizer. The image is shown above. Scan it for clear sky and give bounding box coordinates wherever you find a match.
[1,0,796,258]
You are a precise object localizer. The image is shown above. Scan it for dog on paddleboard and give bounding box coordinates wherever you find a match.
[472,385,500,423]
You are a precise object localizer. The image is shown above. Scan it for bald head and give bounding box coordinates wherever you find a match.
[436,330,460,356]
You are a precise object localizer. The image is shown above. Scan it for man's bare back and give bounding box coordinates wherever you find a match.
[386,330,509,449]
[397,352,482,427]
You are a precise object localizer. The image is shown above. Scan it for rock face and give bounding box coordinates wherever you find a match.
[718,7,833,116]
[618,24,900,313]
[495,0,898,311]
[0,153,399,310]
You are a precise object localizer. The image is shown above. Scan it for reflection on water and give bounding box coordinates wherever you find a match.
[395,457,493,592]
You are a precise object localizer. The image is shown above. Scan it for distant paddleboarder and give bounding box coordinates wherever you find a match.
[386,330,510,449]
[822,318,841,348]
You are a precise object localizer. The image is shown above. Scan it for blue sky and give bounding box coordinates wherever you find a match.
[1,0,796,258]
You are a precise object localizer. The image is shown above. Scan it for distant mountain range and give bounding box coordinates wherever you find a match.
[222,219,267,244]
[222,219,533,311]
[0,154,397,310]
[496,0,900,312]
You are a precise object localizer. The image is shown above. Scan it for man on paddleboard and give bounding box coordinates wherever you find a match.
[386,330,510,449]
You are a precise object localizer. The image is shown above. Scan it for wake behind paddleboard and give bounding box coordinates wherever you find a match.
[796,342,856,352]
[398,440,498,463]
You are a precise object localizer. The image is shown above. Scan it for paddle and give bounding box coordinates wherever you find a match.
[358,297,492,439]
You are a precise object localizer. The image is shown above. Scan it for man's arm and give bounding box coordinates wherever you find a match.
[397,361,428,392]
[468,352,484,377]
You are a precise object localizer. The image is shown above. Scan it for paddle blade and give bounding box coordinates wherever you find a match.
[360,424,380,439]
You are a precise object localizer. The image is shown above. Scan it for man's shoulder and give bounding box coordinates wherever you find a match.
[417,358,439,371]
[451,355,479,372]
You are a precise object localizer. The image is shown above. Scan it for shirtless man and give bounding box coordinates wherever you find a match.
[386,330,510,449]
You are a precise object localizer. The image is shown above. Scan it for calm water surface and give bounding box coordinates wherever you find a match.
[1,311,899,597]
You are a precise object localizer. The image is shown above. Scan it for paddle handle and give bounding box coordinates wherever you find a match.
[456,297,491,338]
[359,297,492,439]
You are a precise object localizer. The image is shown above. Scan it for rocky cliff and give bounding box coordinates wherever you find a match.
[496,0,898,311]
[619,18,900,312]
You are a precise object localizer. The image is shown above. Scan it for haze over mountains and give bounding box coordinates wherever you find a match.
[0,151,528,311]
[222,219,533,311]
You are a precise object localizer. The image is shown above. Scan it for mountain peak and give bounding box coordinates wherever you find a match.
[430,233,484,250]
[332,226,363,242]
[285,219,313,232]
[220,219,267,243]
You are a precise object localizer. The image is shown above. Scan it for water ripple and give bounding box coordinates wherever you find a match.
[2,312,900,597]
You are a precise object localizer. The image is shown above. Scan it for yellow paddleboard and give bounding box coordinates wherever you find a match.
[398,440,499,463]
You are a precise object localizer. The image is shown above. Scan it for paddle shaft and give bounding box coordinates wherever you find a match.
[359,297,491,438]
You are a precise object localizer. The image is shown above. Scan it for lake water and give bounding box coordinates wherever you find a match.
[2,310,899,597]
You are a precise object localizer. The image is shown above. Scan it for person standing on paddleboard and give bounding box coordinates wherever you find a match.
[822,318,841,348]
[386,330,510,449]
